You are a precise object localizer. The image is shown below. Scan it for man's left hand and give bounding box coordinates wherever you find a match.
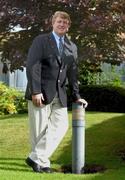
[76,98,88,108]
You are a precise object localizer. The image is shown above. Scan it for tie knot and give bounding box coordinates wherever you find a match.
[59,37,63,43]
[59,37,62,40]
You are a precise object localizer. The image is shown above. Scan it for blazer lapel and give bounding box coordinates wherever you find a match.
[48,33,62,65]
[61,36,73,63]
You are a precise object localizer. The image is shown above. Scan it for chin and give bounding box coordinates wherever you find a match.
[59,32,66,36]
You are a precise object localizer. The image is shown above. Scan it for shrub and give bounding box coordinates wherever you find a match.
[0,82,27,115]
[79,85,125,112]
[15,94,28,114]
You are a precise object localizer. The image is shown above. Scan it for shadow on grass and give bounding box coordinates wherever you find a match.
[0,166,31,172]
[51,113,125,173]
[0,157,32,172]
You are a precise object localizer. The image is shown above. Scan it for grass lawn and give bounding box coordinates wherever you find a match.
[0,111,125,179]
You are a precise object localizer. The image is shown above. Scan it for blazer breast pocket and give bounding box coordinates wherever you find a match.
[63,54,74,66]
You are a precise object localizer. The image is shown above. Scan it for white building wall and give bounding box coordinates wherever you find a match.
[8,68,27,91]
[0,60,27,91]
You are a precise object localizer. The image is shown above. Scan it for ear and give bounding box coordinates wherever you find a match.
[67,25,70,32]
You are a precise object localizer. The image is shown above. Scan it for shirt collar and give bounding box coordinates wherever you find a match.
[52,31,64,42]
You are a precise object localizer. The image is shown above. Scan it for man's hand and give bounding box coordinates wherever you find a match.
[32,93,45,107]
[76,98,88,108]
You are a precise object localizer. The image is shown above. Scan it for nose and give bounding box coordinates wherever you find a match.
[60,21,64,26]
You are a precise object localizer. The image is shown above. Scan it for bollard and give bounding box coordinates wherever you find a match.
[72,102,85,174]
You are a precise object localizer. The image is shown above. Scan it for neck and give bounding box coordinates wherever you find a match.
[52,31,65,38]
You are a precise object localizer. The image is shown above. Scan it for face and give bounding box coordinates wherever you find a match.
[52,16,70,36]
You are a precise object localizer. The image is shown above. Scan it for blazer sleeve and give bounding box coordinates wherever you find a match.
[26,35,43,95]
[67,43,81,101]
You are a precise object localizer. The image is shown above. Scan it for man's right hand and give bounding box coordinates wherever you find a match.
[32,93,45,107]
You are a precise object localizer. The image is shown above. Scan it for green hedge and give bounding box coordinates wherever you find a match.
[79,85,125,112]
[1,82,125,114]
[0,82,27,115]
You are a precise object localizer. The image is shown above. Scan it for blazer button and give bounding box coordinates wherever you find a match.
[60,70,62,73]
[58,80,60,83]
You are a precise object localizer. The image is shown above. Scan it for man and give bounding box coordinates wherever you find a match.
[25,11,87,173]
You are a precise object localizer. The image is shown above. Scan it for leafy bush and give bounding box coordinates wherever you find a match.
[79,85,125,112]
[0,82,27,115]
[15,94,28,114]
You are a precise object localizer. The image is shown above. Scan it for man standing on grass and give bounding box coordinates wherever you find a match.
[25,11,87,173]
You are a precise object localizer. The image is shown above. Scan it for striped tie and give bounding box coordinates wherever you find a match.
[59,37,64,56]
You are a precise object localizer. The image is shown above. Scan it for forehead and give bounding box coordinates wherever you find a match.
[54,16,69,23]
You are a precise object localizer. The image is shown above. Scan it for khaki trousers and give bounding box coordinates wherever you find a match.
[27,97,68,167]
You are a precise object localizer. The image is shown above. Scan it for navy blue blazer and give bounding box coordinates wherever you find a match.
[25,32,81,107]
